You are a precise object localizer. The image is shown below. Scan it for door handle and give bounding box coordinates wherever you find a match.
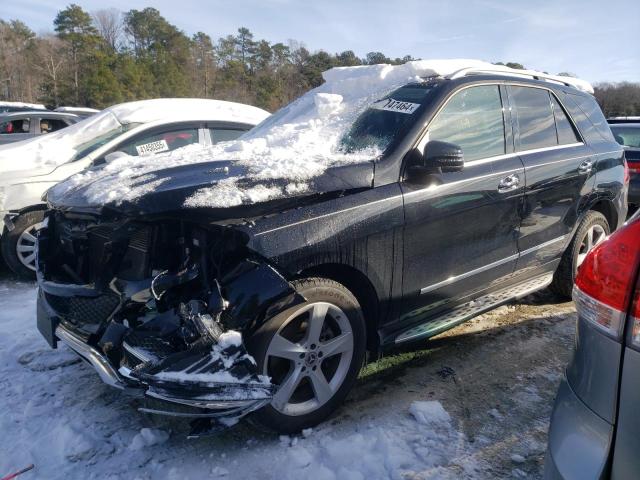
[498,173,520,193]
[578,160,593,174]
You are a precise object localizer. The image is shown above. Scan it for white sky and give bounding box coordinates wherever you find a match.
[4,0,639,83]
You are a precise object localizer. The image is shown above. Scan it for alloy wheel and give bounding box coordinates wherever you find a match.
[576,224,607,268]
[15,222,42,272]
[264,302,354,416]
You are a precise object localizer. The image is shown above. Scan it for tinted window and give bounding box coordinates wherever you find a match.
[511,86,557,151]
[568,93,616,142]
[117,128,199,156]
[428,85,505,161]
[0,118,30,134]
[550,95,580,145]
[210,128,245,144]
[611,126,640,148]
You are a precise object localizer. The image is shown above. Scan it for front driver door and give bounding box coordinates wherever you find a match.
[397,84,525,333]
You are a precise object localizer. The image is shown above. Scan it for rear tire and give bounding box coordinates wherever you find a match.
[1,210,44,280]
[550,211,609,298]
[248,277,366,434]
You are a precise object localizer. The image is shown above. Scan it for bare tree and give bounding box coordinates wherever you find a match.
[33,35,67,106]
[93,8,122,50]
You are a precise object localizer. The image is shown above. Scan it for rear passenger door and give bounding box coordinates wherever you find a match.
[508,85,594,271]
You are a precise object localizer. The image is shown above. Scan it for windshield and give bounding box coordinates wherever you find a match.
[340,84,435,153]
[71,123,139,161]
[611,125,640,148]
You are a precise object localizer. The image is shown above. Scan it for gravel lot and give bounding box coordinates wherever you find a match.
[0,267,576,480]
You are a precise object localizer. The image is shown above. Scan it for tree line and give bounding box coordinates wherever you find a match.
[1,4,638,116]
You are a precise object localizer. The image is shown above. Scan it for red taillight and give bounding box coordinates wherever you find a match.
[628,159,640,175]
[573,220,640,339]
[631,272,640,348]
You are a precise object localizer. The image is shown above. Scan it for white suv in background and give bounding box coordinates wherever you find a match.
[0,98,270,278]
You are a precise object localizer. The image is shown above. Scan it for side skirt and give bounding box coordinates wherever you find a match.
[392,272,553,345]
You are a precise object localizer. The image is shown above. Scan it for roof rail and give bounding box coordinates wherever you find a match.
[447,67,573,88]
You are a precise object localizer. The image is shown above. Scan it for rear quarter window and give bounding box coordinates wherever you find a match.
[567,93,615,143]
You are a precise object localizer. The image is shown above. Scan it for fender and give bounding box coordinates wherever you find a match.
[219,259,305,332]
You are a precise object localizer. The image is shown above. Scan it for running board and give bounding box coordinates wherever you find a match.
[394,273,553,344]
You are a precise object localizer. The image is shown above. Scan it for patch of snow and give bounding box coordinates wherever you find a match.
[409,400,452,426]
[217,330,243,349]
[54,106,100,114]
[510,453,526,464]
[0,101,46,110]
[129,428,170,450]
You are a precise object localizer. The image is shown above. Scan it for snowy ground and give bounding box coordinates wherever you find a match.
[0,269,576,480]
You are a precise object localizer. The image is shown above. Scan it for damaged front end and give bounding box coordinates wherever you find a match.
[36,210,303,433]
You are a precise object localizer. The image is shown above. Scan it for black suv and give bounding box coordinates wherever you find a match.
[36,68,627,434]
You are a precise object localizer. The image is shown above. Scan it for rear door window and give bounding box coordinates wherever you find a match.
[550,94,580,145]
[116,128,199,156]
[428,85,506,161]
[510,86,557,151]
[209,128,245,144]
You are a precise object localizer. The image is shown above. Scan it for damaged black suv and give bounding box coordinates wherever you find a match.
[36,66,628,435]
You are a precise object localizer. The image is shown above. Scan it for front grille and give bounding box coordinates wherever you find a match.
[45,292,120,326]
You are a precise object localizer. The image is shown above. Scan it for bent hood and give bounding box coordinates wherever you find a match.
[47,158,374,217]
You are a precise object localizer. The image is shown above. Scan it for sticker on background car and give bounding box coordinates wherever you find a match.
[136,139,169,155]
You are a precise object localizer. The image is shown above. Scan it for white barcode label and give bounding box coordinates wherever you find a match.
[136,139,169,155]
[371,98,421,114]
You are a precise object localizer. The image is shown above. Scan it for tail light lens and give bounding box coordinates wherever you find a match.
[628,159,640,175]
[573,220,640,340]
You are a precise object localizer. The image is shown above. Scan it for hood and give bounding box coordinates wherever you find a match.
[47,159,374,218]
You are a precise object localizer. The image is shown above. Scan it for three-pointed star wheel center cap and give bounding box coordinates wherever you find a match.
[305,351,318,366]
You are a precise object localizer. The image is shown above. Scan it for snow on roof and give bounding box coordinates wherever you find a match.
[107,98,270,126]
[0,101,47,110]
[0,99,270,175]
[54,106,100,113]
[52,59,594,209]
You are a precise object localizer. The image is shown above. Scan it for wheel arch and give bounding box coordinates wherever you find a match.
[297,262,381,356]
[588,198,618,232]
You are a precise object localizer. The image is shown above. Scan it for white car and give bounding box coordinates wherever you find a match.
[0,98,270,278]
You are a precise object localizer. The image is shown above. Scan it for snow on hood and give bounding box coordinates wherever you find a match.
[0,99,270,176]
[50,59,594,210]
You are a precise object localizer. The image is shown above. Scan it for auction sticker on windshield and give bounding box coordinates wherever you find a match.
[371,98,421,114]
[136,139,169,155]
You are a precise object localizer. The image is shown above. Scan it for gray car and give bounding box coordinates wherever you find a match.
[545,209,640,479]
[0,111,79,144]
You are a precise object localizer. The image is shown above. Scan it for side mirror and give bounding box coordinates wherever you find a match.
[423,140,464,172]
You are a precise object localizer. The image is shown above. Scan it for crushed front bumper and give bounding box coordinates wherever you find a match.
[37,288,274,425]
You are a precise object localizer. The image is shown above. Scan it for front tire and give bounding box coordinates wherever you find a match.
[550,211,609,298]
[1,210,44,280]
[248,277,366,433]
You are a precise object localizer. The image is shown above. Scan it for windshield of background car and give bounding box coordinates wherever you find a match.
[71,123,140,160]
[340,84,434,153]
[611,125,640,148]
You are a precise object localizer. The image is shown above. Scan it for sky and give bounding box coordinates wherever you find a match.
[3,0,639,83]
